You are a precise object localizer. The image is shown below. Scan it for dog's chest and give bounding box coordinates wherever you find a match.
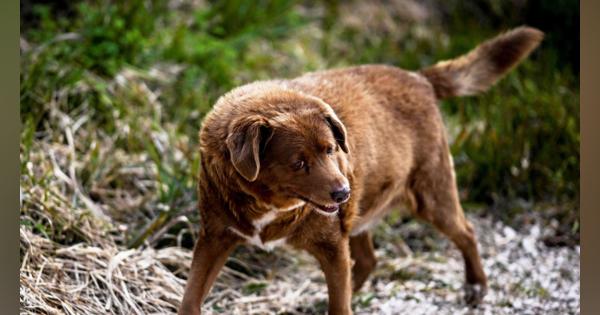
[228,204,303,251]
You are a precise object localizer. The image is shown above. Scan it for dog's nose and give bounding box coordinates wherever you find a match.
[331,187,351,203]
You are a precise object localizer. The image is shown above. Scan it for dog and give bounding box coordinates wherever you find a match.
[178,26,543,315]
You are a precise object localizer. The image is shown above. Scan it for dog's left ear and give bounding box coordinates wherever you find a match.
[325,113,349,153]
[226,115,273,182]
[313,97,349,153]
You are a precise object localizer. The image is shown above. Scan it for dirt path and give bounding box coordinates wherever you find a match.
[204,215,580,314]
[354,215,580,315]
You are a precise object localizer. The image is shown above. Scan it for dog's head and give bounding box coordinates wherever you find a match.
[225,95,351,214]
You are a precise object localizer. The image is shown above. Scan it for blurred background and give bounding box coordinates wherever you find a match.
[20,1,579,314]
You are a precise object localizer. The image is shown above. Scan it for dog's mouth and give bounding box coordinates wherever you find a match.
[311,202,340,213]
[292,194,341,213]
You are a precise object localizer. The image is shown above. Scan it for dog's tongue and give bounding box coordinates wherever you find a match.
[321,204,339,212]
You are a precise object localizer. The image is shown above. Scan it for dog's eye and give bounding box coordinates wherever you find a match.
[326,146,334,155]
[292,160,305,171]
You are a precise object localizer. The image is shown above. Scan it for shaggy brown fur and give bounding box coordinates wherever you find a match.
[179,26,543,315]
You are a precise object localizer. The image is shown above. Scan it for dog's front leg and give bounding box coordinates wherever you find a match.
[308,238,353,315]
[178,230,238,315]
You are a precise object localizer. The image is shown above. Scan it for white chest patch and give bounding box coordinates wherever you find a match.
[228,202,305,251]
[229,227,286,251]
[254,210,279,229]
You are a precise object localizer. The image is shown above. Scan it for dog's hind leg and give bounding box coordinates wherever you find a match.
[428,205,488,306]
[349,231,377,292]
[409,151,488,306]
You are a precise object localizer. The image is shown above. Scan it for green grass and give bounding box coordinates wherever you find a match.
[20,0,579,247]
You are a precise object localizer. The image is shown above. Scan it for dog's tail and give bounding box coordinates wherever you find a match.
[419,26,544,99]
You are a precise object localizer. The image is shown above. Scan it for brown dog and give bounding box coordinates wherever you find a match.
[179,27,543,315]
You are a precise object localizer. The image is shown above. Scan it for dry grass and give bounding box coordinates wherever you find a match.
[21,227,187,314]
[19,62,198,313]
[19,216,332,314]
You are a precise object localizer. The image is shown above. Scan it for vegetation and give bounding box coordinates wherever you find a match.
[20,0,578,259]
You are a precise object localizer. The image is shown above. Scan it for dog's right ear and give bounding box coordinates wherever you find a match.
[226,115,273,182]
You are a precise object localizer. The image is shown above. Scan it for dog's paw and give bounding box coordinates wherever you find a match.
[464,283,487,307]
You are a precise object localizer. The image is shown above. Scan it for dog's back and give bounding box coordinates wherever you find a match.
[285,26,543,223]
